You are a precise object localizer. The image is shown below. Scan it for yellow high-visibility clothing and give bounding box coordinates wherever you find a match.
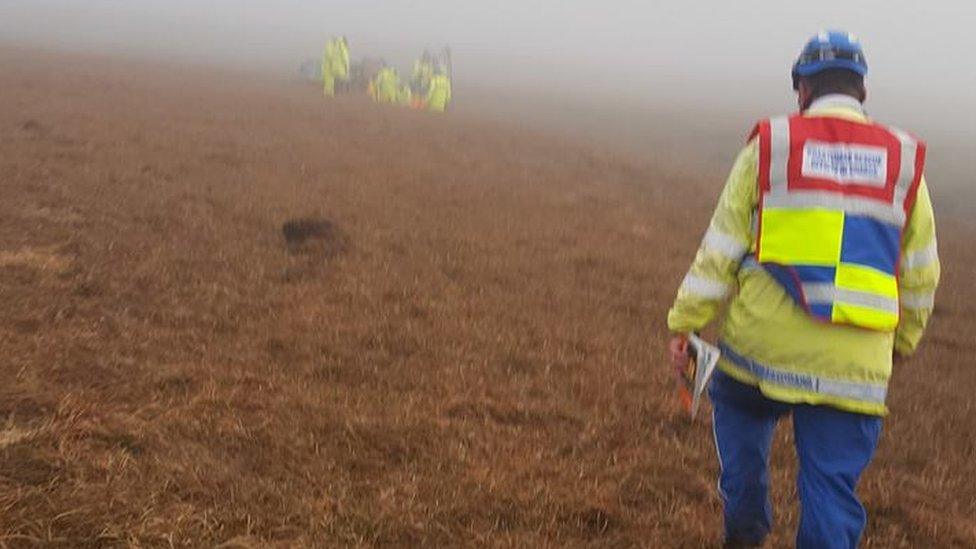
[373,68,399,104]
[336,40,349,78]
[322,38,350,97]
[752,114,924,331]
[322,65,335,97]
[396,83,413,107]
[426,74,452,113]
[667,95,940,416]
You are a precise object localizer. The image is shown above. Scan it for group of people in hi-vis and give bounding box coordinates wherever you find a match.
[321,37,452,113]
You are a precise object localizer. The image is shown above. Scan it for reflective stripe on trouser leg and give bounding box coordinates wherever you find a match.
[793,404,882,549]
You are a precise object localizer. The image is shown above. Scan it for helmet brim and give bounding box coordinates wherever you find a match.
[793,59,867,78]
[792,59,867,90]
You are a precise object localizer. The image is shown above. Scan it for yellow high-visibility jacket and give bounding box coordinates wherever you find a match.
[426,74,452,113]
[373,68,399,104]
[667,96,940,416]
[327,38,349,79]
[322,38,350,96]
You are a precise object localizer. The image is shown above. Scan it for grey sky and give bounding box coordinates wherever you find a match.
[2,1,974,130]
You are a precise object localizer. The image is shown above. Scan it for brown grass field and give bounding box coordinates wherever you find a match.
[1,48,974,547]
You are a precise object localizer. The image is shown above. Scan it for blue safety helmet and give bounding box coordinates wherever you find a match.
[792,30,868,90]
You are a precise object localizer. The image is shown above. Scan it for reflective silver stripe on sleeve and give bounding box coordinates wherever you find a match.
[769,116,791,193]
[802,283,900,314]
[890,127,919,208]
[680,273,730,299]
[702,227,748,260]
[900,291,935,310]
[720,342,888,404]
[901,242,938,271]
[763,190,906,225]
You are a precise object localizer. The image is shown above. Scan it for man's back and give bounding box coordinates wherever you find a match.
[666,30,941,548]
[668,95,939,415]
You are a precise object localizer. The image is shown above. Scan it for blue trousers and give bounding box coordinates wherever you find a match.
[708,370,882,548]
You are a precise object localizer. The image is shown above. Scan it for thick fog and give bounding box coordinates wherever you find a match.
[2,0,974,193]
[3,1,974,102]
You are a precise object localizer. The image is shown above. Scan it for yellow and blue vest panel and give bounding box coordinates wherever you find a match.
[758,209,901,330]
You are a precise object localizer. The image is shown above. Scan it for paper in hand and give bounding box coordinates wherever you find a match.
[677,334,722,420]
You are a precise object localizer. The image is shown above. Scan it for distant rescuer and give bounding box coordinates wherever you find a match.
[425,69,452,113]
[371,65,400,104]
[322,36,350,97]
[666,31,940,548]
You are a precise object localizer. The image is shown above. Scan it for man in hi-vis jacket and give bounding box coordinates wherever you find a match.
[667,30,940,548]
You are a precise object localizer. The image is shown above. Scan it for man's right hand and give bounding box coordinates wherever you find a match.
[668,334,689,368]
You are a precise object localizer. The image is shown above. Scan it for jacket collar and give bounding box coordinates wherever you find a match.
[806,94,866,116]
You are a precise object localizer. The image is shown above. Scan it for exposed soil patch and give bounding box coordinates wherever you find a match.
[281,216,348,257]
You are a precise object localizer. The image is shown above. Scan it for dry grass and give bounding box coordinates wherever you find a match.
[0,48,974,547]
[0,247,72,274]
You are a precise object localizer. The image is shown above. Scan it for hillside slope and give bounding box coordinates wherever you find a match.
[1,48,974,547]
